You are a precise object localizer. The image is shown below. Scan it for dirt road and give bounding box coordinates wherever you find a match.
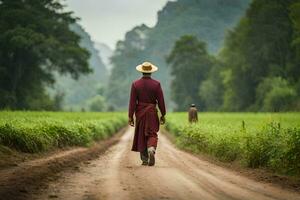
[2,127,300,200]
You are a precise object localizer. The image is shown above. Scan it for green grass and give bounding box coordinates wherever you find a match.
[0,112,127,153]
[165,113,300,176]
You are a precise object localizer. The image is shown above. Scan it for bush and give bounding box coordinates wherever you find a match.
[87,95,107,112]
[0,112,127,153]
[165,113,300,176]
[264,88,297,112]
[256,77,297,112]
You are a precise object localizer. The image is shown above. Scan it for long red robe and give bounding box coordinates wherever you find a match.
[128,76,166,152]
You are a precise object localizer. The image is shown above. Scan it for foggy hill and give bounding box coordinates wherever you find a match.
[94,42,113,72]
[106,0,251,110]
[51,24,108,111]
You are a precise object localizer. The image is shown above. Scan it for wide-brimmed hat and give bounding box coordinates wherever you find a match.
[136,62,158,73]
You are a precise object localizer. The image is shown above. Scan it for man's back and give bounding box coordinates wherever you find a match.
[129,77,165,117]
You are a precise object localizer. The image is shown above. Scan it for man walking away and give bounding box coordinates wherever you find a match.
[188,104,198,123]
[128,61,166,166]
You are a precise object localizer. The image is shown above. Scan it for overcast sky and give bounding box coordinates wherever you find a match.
[65,0,170,50]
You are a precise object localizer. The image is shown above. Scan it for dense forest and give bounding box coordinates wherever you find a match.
[168,0,300,111]
[218,0,300,111]
[107,0,300,112]
[106,0,251,111]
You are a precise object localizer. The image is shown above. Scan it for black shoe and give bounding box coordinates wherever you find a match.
[148,152,155,166]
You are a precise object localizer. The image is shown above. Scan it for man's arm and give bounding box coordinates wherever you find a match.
[128,83,137,126]
[157,83,166,124]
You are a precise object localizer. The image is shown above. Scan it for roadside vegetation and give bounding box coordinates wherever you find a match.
[0,112,127,153]
[165,113,300,176]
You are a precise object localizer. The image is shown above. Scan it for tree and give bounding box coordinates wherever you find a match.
[255,77,297,111]
[0,0,90,110]
[219,17,256,111]
[199,61,224,111]
[167,35,214,111]
[219,0,300,111]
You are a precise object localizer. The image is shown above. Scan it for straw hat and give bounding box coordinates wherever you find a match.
[136,62,158,73]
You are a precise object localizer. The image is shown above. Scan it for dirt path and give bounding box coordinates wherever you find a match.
[14,126,296,200]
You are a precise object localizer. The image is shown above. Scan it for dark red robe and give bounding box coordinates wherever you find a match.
[128,76,166,152]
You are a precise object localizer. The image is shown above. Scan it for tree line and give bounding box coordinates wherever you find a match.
[1,0,298,112]
[168,0,300,111]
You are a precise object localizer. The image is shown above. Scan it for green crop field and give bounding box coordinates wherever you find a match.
[165,113,300,176]
[0,112,127,153]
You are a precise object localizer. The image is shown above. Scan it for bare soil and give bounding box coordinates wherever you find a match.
[1,127,300,200]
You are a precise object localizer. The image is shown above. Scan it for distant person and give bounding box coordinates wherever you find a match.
[128,61,166,166]
[188,104,198,123]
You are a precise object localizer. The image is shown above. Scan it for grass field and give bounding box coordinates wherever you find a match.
[0,112,127,153]
[165,113,300,176]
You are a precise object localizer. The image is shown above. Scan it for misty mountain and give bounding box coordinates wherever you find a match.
[106,0,251,110]
[94,42,113,72]
[51,24,108,111]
